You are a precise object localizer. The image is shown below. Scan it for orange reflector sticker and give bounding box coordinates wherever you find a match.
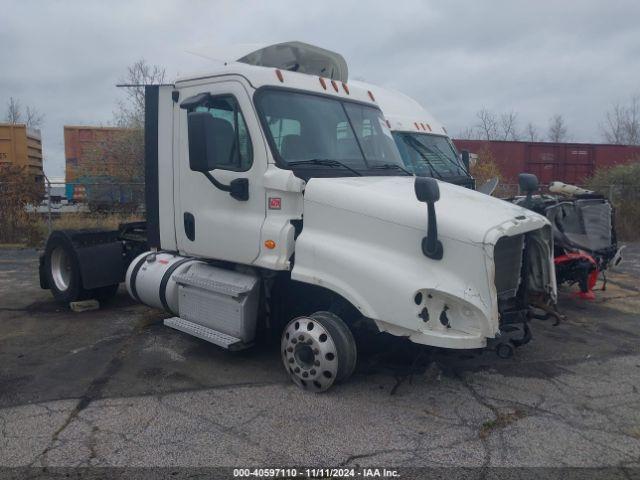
[275,69,284,82]
[265,240,276,249]
[319,77,327,90]
[331,80,339,92]
[342,82,350,94]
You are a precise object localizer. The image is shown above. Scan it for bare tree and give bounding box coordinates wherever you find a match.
[115,59,166,128]
[5,97,22,124]
[458,126,479,140]
[524,122,540,142]
[548,114,568,142]
[25,106,44,129]
[499,111,519,140]
[602,96,640,145]
[4,97,44,129]
[476,108,499,141]
[87,59,167,185]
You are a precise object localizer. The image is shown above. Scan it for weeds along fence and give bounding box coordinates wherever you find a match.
[0,180,145,246]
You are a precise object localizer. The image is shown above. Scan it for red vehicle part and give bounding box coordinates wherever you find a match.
[554,252,598,300]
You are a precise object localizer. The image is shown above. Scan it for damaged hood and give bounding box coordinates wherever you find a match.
[303,176,549,244]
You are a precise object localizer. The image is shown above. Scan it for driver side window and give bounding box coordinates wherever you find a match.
[194,96,253,171]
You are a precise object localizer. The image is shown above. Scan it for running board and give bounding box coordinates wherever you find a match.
[164,316,251,351]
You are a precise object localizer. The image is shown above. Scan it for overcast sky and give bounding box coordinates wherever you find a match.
[2,0,639,180]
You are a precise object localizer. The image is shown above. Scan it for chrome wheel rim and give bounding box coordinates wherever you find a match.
[282,317,339,392]
[50,247,71,291]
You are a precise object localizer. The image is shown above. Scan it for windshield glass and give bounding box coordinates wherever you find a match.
[393,132,468,178]
[255,89,404,171]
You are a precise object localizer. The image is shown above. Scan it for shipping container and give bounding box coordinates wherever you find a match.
[0,123,44,182]
[453,139,640,185]
[64,126,142,183]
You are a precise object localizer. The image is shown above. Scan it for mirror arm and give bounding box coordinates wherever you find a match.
[202,172,249,201]
[422,202,444,260]
[203,171,230,192]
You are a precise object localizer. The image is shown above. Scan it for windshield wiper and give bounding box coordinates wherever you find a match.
[430,143,471,177]
[403,136,444,180]
[287,159,362,176]
[369,163,412,175]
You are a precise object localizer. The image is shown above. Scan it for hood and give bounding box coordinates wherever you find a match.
[303,176,549,245]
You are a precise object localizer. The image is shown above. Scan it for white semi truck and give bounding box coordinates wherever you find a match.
[39,42,556,391]
[350,80,476,189]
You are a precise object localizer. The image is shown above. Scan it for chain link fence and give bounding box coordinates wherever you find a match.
[0,180,145,245]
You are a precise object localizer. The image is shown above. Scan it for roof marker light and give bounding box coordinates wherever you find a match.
[442,126,448,134]
[414,122,420,130]
[342,82,350,94]
[368,90,376,102]
[275,69,284,82]
[420,122,426,130]
[319,77,327,90]
[385,119,391,129]
[331,80,339,92]
[426,124,432,132]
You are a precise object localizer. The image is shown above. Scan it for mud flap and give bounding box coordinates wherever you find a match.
[76,242,125,290]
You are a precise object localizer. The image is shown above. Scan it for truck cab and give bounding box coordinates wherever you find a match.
[350,81,475,189]
[41,42,557,391]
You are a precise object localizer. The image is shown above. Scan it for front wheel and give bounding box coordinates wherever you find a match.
[281,311,357,392]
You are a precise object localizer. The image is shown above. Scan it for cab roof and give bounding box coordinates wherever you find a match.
[175,41,384,105]
[350,80,447,136]
[186,41,348,82]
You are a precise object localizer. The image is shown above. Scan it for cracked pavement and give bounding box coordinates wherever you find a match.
[1,246,639,468]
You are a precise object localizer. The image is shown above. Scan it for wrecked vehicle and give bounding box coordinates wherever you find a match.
[510,175,623,300]
[39,42,557,391]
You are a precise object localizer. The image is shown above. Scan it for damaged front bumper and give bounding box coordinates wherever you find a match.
[377,220,557,351]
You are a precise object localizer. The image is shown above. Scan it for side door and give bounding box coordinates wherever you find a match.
[175,79,266,264]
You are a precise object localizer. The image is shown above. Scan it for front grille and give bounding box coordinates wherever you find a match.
[494,234,525,299]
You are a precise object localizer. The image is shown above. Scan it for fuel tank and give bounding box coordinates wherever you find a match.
[125,251,204,315]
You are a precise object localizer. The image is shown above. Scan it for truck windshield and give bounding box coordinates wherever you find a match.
[255,89,406,174]
[393,132,468,179]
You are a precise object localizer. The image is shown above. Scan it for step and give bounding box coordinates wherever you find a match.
[164,316,250,351]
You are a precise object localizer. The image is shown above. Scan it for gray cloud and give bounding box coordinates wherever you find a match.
[1,0,638,179]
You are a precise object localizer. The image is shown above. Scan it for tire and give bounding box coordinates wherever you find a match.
[281,311,357,392]
[44,232,88,304]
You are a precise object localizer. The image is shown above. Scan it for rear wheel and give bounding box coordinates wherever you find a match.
[281,311,357,392]
[44,232,88,304]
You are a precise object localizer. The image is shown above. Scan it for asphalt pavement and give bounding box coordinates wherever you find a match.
[1,246,639,472]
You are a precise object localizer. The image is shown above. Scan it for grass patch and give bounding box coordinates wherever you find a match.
[3,212,144,248]
[479,409,526,438]
[49,212,143,231]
